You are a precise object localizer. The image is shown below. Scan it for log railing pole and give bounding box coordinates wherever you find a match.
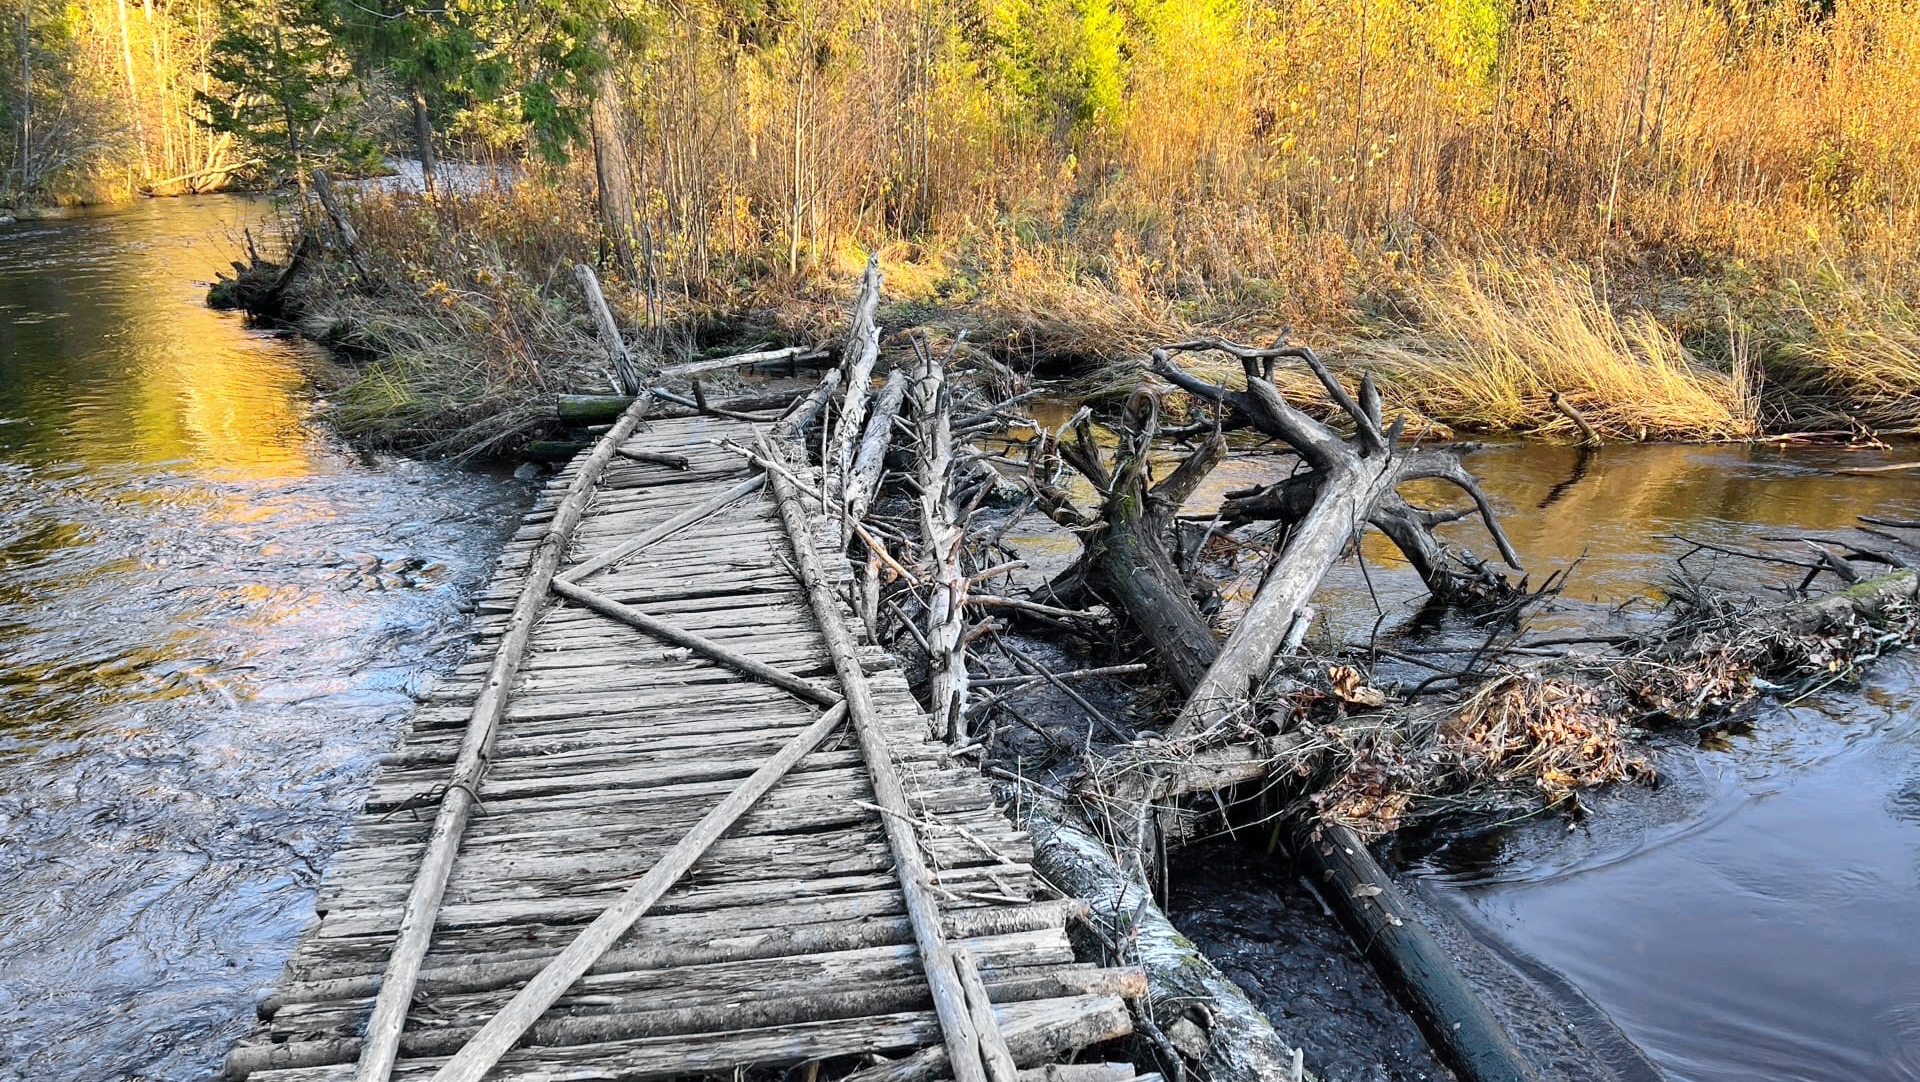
[352,396,652,1082]
[762,435,1011,1082]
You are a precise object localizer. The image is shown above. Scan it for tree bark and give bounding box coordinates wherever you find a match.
[589,50,637,277]
[409,83,438,191]
[1014,794,1303,1082]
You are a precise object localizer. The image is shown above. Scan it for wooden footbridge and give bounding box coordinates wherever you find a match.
[221,389,1152,1082]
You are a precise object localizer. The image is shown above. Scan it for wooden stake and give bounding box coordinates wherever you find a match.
[573,263,642,395]
[311,167,369,283]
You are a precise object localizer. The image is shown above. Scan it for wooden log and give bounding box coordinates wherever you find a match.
[561,392,809,425]
[1013,794,1299,1082]
[573,263,643,395]
[238,962,1130,1078]
[420,702,850,1082]
[1150,344,1521,741]
[237,996,1130,1082]
[549,579,840,706]
[1300,823,1541,1082]
[912,342,970,742]
[837,993,1135,1082]
[616,447,691,470]
[1169,447,1400,737]
[521,439,588,462]
[556,394,636,424]
[260,900,1089,1016]
[260,232,317,312]
[846,368,911,536]
[648,386,770,422]
[763,435,1005,1082]
[1773,567,1918,634]
[660,344,825,379]
[351,396,654,1082]
[830,255,885,486]
[772,369,843,442]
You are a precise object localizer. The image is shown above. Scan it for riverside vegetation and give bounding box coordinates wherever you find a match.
[150,0,1920,453]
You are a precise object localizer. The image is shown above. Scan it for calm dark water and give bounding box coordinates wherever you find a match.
[0,199,520,1081]
[1147,441,1920,1081]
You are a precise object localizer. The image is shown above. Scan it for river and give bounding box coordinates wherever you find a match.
[0,198,521,1081]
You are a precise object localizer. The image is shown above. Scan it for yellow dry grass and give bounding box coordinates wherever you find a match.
[1352,259,1760,441]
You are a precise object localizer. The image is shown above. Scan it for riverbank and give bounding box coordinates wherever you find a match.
[230,174,1920,459]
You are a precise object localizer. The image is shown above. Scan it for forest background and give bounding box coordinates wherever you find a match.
[6,0,1917,449]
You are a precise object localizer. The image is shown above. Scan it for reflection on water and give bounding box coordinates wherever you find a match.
[0,200,521,1081]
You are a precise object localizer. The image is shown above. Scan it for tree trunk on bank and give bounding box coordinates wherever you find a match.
[409,83,437,192]
[589,54,638,278]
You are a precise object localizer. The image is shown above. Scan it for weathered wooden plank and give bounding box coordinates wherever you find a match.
[281,892,1068,989]
[246,994,1133,1082]
[314,863,1035,943]
[257,931,1078,1055]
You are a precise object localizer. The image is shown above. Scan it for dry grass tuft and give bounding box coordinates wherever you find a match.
[1351,259,1760,441]
[1774,270,1920,431]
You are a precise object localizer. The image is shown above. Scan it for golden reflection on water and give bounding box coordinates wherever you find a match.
[2,199,321,478]
[993,403,1920,623]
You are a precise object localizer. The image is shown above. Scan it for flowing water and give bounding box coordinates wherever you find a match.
[0,199,521,1081]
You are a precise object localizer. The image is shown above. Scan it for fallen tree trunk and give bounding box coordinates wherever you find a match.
[911,341,970,742]
[847,368,911,535]
[1029,400,1225,700]
[1148,339,1522,741]
[1298,822,1540,1082]
[1013,793,1303,1082]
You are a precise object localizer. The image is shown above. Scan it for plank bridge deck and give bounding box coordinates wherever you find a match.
[224,412,1142,1082]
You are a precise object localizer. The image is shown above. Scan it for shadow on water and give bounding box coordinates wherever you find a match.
[0,200,524,1081]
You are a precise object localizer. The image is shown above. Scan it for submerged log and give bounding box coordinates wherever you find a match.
[1299,822,1540,1082]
